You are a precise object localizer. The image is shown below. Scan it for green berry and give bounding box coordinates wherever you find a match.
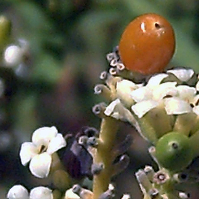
[155,132,193,172]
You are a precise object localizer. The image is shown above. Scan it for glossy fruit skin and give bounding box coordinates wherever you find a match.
[155,132,193,172]
[119,13,175,75]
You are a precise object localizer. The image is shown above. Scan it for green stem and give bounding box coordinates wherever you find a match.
[135,114,158,144]
[145,107,173,139]
[173,113,196,136]
[92,116,119,199]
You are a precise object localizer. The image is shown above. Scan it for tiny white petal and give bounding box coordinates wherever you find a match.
[117,79,142,95]
[179,192,189,199]
[7,185,29,199]
[193,95,199,103]
[176,85,196,99]
[116,79,142,104]
[196,81,199,91]
[193,106,199,115]
[29,153,52,178]
[47,133,66,154]
[32,126,58,146]
[104,99,120,116]
[167,68,194,82]
[147,73,168,87]
[135,169,151,191]
[131,100,158,118]
[131,87,152,102]
[64,188,80,199]
[30,187,53,199]
[4,45,23,67]
[153,82,177,100]
[164,98,192,115]
[121,194,131,199]
[19,142,38,166]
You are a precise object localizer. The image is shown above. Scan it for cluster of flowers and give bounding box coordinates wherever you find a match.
[7,123,129,199]
[7,46,199,199]
[7,126,71,199]
[95,49,199,198]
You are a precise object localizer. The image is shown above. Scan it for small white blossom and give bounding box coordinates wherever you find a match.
[121,194,130,199]
[29,187,53,199]
[7,185,29,199]
[20,126,66,178]
[167,68,194,82]
[164,86,197,115]
[131,74,177,118]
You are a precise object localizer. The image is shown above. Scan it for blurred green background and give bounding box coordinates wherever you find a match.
[0,0,199,198]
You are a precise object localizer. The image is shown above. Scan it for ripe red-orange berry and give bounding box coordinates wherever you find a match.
[119,13,175,75]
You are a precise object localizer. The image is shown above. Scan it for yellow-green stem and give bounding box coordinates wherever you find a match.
[136,115,158,144]
[145,107,173,139]
[173,113,196,136]
[93,116,119,199]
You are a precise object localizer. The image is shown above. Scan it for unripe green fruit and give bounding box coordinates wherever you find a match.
[155,132,193,172]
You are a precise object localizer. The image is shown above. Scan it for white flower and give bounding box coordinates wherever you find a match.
[19,126,66,178]
[131,74,177,118]
[7,185,29,199]
[116,79,143,104]
[164,86,197,115]
[29,187,53,199]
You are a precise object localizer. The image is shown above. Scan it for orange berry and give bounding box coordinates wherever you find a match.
[119,13,175,75]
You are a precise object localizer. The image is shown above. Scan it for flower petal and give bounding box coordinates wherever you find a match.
[29,153,52,178]
[176,85,196,99]
[164,98,192,115]
[7,185,29,199]
[193,106,199,115]
[32,126,58,146]
[147,73,168,87]
[116,79,142,105]
[196,81,199,91]
[167,68,194,82]
[64,188,80,199]
[104,99,121,116]
[153,82,177,100]
[131,87,152,102]
[131,100,158,118]
[30,187,53,199]
[19,142,38,166]
[117,79,142,96]
[47,133,66,154]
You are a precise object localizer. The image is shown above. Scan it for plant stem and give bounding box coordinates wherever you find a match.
[93,116,119,199]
